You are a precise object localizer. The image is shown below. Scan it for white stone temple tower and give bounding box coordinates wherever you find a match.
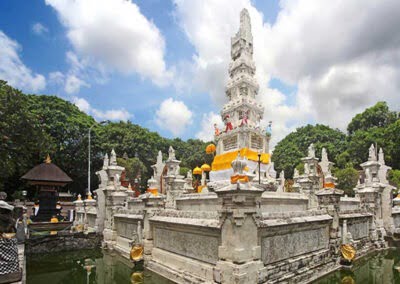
[210,9,270,182]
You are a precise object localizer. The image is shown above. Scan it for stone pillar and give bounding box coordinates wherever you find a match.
[102,149,127,249]
[214,154,264,284]
[73,194,84,228]
[141,195,165,265]
[299,144,320,209]
[84,194,97,231]
[163,146,184,209]
[316,187,344,260]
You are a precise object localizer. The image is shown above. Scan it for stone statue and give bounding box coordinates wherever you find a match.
[224,114,233,132]
[186,170,192,179]
[308,143,315,158]
[378,148,385,165]
[293,168,299,179]
[168,146,176,160]
[110,149,117,166]
[368,144,376,161]
[103,153,109,170]
[214,123,220,136]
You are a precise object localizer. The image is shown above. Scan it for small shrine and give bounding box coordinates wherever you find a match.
[21,155,72,222]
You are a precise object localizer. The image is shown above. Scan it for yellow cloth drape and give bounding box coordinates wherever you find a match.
[230,174,249,184]
[146,188,158,196]
[212,148,270,171]
[341,244,356,261]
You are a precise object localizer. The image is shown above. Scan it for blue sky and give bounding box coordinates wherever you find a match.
[1,0,399,147]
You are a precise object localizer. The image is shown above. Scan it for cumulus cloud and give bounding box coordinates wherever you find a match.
[173,0,400,146]
[32,22,49,35]
[64,74,89,94]
[45,0,172,86]
[196,112,224,142]
[156,98,193,136]
[72,96,131,121]
[0,30,46,92]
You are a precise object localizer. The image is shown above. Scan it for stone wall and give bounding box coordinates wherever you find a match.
[393,210,400,228]
[26,232,101,254]
[153,224,220,264]
[259,212,331,265]
[176,193,221,211]
[261,192,308,212]
[339,197,361,211]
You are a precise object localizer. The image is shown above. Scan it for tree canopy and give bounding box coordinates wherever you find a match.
[272,124,347,177]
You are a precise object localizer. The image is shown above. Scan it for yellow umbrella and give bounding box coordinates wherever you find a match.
[201,163,211,172]
[193,166,202,175]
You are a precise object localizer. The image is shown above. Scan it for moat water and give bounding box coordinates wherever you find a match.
[26,248,400,284]
[26,249,173,284]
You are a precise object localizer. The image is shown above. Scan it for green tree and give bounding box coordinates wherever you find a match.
[25,94,101,195]
[389,170,400,194]
[0,81,52,198]
[346,102,399,169]
[347,102,397,135]
[117,157,147,182]
[334,166,359,196]
[272,124,346,178]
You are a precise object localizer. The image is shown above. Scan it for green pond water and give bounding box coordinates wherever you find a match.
[26,249,174,284]
[26,248,400,284]
[314,248,400,284]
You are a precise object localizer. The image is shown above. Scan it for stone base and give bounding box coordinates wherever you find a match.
[216,260,263,284]
[147,248,215,283]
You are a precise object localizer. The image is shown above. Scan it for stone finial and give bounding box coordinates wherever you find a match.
[128,183,132,191]
[378,148,385,165]
[147,176,157,189]
[110,149,117,165]
[294,168,299,178]
[103,153,109,170]
[157,150,163,164]
[368,144,377,161]
[186,170,192,179]
[239,8,252,43]
[308,143,315,158]
[321,148,328,163]
[277,171,285,192]
[168,146,176,160]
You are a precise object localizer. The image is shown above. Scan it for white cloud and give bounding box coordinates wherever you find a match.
[72,96,131,121]
[32,22,49,35]
[92,108,131,121]
[65,74,89,94]
[156,98,193,136]
[173,0,400,147]
[45,0,172,86]
[71,96,91,113]
[196,112,223,142]
[0,30,46,92]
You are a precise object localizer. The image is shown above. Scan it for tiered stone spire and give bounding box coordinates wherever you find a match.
[215,8,267,155]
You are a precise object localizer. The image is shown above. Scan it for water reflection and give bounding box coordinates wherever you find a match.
[314,249,400,284]
[26,249,174,284]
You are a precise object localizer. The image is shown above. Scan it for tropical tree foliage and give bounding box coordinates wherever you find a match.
[272,124,347,177]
